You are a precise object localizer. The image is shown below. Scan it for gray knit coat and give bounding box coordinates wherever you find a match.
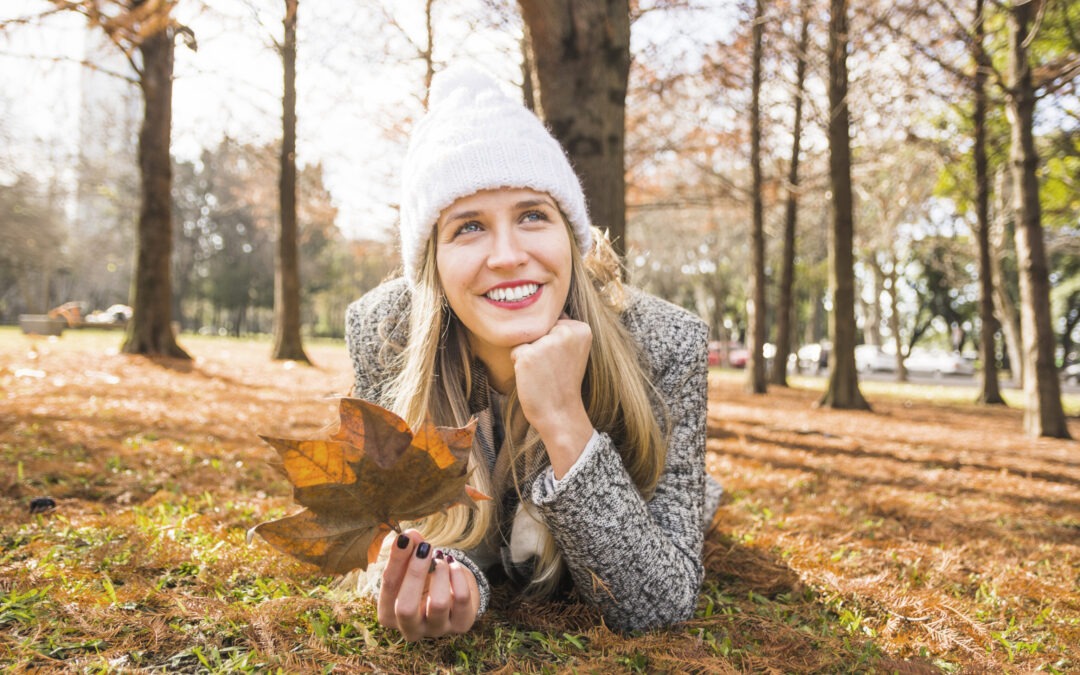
[345,277,721,631]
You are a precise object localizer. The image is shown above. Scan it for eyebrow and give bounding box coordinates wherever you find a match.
[513,198,557,210]
[443,209,481,224]
[442,198,558,225]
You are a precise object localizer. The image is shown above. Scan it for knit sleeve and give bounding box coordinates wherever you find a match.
[344,278,410,402]
[529,300,708,631]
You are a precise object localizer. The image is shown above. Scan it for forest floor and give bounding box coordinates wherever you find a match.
[1,328,1078,673]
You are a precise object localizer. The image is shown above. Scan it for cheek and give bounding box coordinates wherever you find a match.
[550,245,573,290]
[434,256,455,298]
[436,252,472,314]
[436,248,461,284]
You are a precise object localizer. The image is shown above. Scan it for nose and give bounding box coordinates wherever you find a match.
[486,225,529,269]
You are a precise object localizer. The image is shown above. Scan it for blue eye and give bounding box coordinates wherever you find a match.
[521,210,548,223]
[451,221,482,239]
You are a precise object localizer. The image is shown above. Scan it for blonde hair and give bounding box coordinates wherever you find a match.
[380,223,666,597]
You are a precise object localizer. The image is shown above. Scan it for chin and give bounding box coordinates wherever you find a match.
[495,326,552,348]
[503,333,546,348]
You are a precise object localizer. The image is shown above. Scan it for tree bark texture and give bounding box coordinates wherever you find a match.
[862,264,882,347]
[1006,2,1069,438]
[885,260,908,382]
[520,24,537,112]
[747,0,767,394]
[771,0,810,387]
[422,0,434,110]
[272,0,310,363]
[518,0,630,257]
[973,0,1004,405]
[991,168,1024,386]
[122,25,189,358]
[819,0,868,410]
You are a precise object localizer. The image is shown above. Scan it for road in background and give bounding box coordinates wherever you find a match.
[841,370,1080,395]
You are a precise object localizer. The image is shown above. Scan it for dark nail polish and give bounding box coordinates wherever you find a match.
[446,554,455,563]
[435,550,444,560]
[396,534,410,549]
[416,542,431,559]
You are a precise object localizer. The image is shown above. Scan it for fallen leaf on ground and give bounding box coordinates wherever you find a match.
[249,397,488,574]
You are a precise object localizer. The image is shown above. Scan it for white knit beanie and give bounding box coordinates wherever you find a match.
[399,64,593,285]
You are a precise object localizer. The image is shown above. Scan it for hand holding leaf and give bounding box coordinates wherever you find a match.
[249,398,488,574]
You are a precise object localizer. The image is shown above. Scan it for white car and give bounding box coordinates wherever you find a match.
[85,304,133,324]
[904,349,975,377]
[1064,362,1080,385]
[855,345,897,373]
[796,343,829,372]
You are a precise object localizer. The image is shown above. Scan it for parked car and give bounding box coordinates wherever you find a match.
[1064,362,1080,385]
[707,341,722,367]
[854,344,897,373]
[904,349,975,377]
[708,341,749,368]
[728,345,749,368]
[85,304,132,325]
[796,343,829,373]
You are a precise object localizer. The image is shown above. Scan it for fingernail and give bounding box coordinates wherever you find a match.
[416,542,431,559]
[396,534,410,549]
[434,550,444,560]
[429,559,437,574]
[446,554,455,563]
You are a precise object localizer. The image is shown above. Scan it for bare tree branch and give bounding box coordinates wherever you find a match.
[1034,53,1080,96]
[0,6,74,30]
[0,48,137,83]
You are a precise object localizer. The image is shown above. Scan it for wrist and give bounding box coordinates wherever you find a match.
[537,408,593,479]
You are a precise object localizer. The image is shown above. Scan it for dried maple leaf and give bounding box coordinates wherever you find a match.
[249,397,488,574]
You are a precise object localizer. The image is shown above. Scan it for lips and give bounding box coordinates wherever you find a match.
[484,283,540,303]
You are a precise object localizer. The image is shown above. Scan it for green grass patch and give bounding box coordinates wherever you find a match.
[0,333,1074,671]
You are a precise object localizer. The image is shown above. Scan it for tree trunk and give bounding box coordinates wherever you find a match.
[862,264,882,347]
[991,167,1024,386]
[1062,305,1080,366]
[885,258,908,382]
[819,0,868,410]
[272,0,310,363]
[772,0,809,386]
[520,24,537,112]
[1006,2,1069,438]
[747,0,767,394]
[868,253,906,381]
[973,0,1004,405]
[518,0,630,257]
[121,26,189,359]
[707,273,726,342]
[421,0,435,110]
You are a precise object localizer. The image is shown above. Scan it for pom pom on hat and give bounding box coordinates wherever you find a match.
[399,64,592,285]
[427,64,504,108]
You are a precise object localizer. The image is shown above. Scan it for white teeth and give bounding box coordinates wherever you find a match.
[486,283,538,302]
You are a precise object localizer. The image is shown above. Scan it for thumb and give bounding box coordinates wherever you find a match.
[510,342,529,364]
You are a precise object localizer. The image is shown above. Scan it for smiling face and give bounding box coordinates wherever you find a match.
[434,188,573,372]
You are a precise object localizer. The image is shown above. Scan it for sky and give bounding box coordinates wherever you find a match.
[0,0,524,241]
[1,1,741,241]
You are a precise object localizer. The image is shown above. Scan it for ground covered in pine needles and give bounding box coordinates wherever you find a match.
[1,328,1077,673]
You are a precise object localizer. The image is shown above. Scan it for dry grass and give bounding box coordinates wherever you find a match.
[1,328,1077,673]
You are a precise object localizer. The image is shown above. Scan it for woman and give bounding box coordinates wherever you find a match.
[346,65,723,640]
